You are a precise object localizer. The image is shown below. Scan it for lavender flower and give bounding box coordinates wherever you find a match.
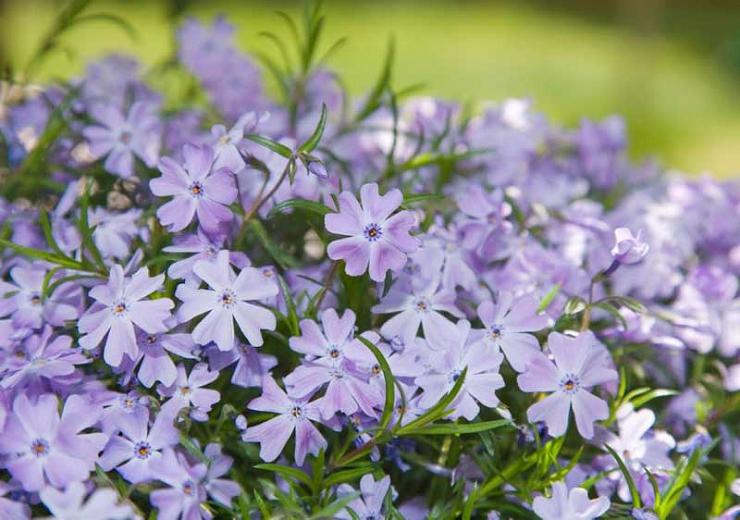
[39,481,134,520]
[78,265,173,367]
[325,183,419,282]
[206,342,277,387]
[611,227,649,265]
[83,101,160,177]
[532,481,610,520]
[518,332,617,439]
[243,376,328,465]
[0,393,107,491]
[150,143,238,234]
[175,250,278,350]
[158,363,220,419]
[336,474,395,520]
[150,449,209,520]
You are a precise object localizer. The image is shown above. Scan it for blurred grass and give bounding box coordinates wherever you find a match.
[2,0,739,177]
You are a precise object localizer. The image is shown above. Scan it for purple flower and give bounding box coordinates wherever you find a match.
[176,250,278,351]
[336,474,394,520]
[0,393,107,491]
[88,208,142,260]
[0,264,78,330]
[130,329,198,388]
[372,274,463,347]
[83,101,160,178]
[416,320,505,421]
[611,227,649,265]
[1,326,88,390]
[206,342,277,387]
[532,481,610,520]
[455,185,512,255]
[518,332,617,439]
[150,143,238,234]
[203,443,240,507]
[162,231,249,281]
[150,449,209,520]
[78,265,173,367]
[0,481,30,519]
[39,481,134,520]
[211,111,265,172]
[243,376,328,465]
[98,409,179,483]
[474,292,548,372]
[325,183,419,282]
[158,363,220,419]
[285,308,382,419]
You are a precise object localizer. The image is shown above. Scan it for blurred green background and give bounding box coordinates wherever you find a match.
[2,0,739,177]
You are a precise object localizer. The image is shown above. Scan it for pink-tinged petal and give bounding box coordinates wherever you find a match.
[327,236,370,276]
[383,211,418,253]
[504,294,548,332]
[548,332,590,376]
[233,267,279,300]
[105,318,138,366]
[129,299,173,333]
[360,183,402,222]
[517,353,560,392]
[368,241,406,282]
[203,170,238,204]
[233,301,275,347]
[192,308,235,351]
[289,319,329,356]
[7,457,45,491]
[242,415,294,463]
[182,143,214,180]
[284,364,330,398]
[45,452,91,488]
[571,391,608,439]
[247,376,290,413]
[320,380,358,418]
[379,309,421,346]
[157,197,196,232]
[499,332,541,373]
[294,419,326,466]
[527,392,572,438]
[325,192,364,236]
[196,198,233,232]
[104,147,134,178]
[193,251,232,291]
[322,308,356,348]
[175,286,217,322]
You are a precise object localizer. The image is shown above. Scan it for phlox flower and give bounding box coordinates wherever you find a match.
[127,328,198,388]
[162,231,249,281]
[99,409,179,483]
[474,292,548,372]
[39,481,134,520]
[610,227,649,265]
[175,250,278,350]
[0,264,78,329]
[202,443,241,508]
[285,308,382,419]
[206,342,277,387]
[243,376,328,465]
[150,143,238,234]
[211,110,265,172]
[455,185,512,255]
[0,481,30,519]
[78,265,173,367]
[372,274,463,347]
[150,449,209,520]
[532,481,610,520]
[0,393,107,491]
[415,320,505,421]
[325,182,418,282]
[517,332,617,439]
[158,363,220,419]
[83,101,160,178]
[336,474,395,520]
[88,207,142,260]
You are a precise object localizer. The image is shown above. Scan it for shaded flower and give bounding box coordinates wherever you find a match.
[336,474,395,520]
[150,449,209,520]
[325,183,418,282]
[39,481,134,520]
[611,227,649,265]
[532,481,610,520]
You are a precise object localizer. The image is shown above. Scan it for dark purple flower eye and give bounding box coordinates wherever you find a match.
[363,223,383,242]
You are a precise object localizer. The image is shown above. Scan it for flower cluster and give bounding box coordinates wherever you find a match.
[0,6,738,520]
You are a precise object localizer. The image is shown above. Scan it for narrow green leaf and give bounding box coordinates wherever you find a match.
[604,444,642,508]
[538,284,561,312]
[276,274,300,336]
[298,102,328,152]
[254,463,313,488]
[630,389,679,408]
[267,198,331,219]
[309,492,361,520]
[248,219,299,269]
[657,447,705,519]
[396,368,467,435]
[323,464,375,488]
[357,336,395,434]
[38,208,64,256]
[405,419,512,436]
[564,296,587,315]
[399,193,445,208]
[0,238,84,270]
[245,133,294,158]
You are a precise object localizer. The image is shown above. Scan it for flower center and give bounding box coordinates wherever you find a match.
[363,223,383,242]
[112,300,128,316]
[559,373,581,395]
[119,131,132,145]
[290,405,303,418]
[30,438,49,457]
[219,289,236,308]
[179,385,191,396]
[328,347,341,359]
[414,298,430,313]
[122,397,135,409]
[218,135,231,145]
[133,441,152,459]
[182,480,196,496]
[488,324,504,340]
[189,181,204,198]
[28,293,42,306]
[371,364,381,375]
